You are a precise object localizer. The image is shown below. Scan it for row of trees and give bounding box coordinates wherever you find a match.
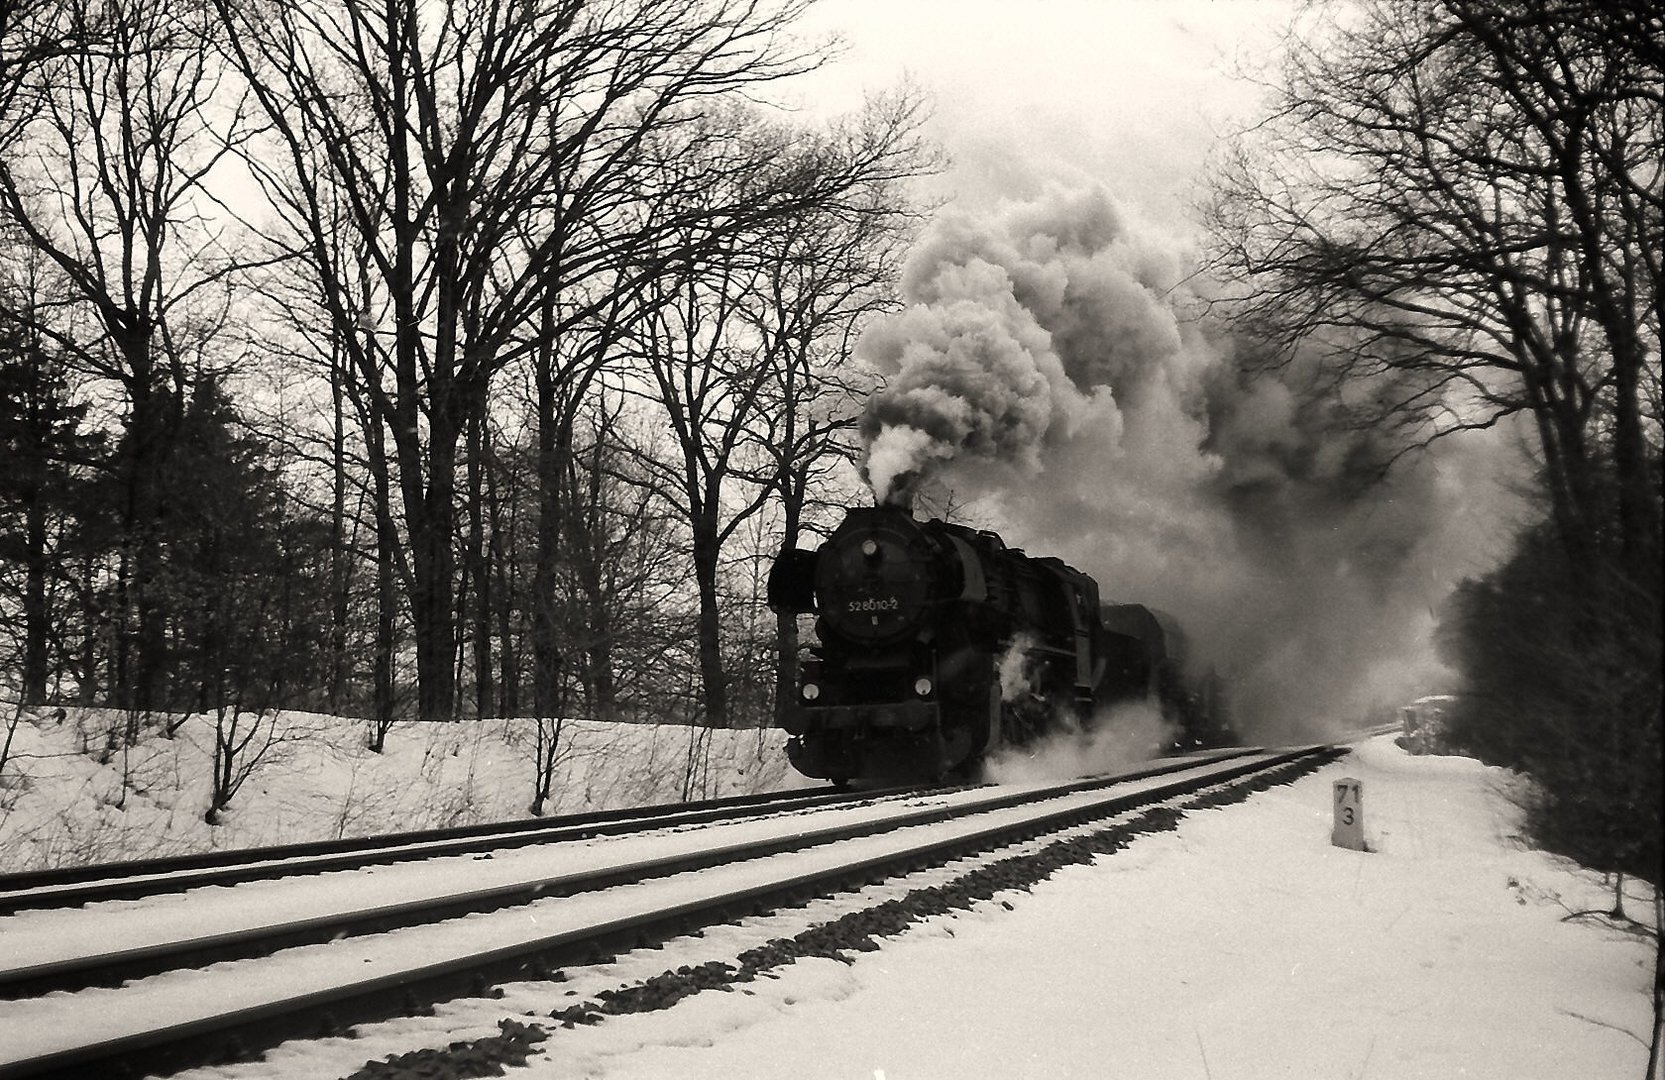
[1207,0,1660,1066]
[1210,0,1660,877]
[0,0,935,731]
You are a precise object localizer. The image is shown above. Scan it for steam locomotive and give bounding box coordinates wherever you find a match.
[767,505,1230,783]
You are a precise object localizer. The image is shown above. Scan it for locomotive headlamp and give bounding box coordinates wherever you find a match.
[801,682,821,701]
[913,676,933,697]
[861,538,880,558]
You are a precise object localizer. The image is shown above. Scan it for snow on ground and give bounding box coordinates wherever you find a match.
[2,710,1656,1079]
[0,706,805,872]
[470,736,1652,1079]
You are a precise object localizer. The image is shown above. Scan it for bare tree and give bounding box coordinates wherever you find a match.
[1207,0,1660,576]
[740,115,929,723]
[0,700,23,800]
[1209,2,1661,1067]
[213,0,833,722]
[525,713,568,816]
[0,0,106,121]
[626,100,934,727]
[0,0,261,711]
[204,703,286,824]
[631,234,774,729]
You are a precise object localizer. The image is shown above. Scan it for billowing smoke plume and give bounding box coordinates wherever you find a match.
[858,182,1525,740]
[860,186,1180,504]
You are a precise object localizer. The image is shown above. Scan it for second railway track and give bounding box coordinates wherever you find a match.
[0,782,919,913]
[0,745,1342,1080]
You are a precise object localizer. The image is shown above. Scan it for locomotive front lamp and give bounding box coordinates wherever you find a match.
[861,538,880,558]
[913,676,933,697]
[801,682,821,701]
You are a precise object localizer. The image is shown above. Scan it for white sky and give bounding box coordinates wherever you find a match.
[785,0,1300,228]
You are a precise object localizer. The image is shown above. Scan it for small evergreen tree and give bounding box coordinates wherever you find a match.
[154,376,333,713]
[0,333,102,703]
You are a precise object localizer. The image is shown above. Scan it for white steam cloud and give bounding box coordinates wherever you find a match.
[995,632,1038,703]
[983,699,1177,784]
[858,182,1526,741]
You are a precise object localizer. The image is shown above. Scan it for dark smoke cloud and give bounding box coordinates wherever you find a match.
[858,185,1188,504]
[857,182,1527,739]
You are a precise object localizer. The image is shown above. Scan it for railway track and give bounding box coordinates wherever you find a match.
[0,745,1340,1080]
[0,782,912,913]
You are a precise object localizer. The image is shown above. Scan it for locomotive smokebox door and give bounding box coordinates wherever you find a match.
[767,549,820,614]
[814,508,936,645]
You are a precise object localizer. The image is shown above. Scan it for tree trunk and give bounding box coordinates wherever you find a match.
[487,455,520,719]
[576,435,617,718]
[466,399,494,717]
[368,414,398,748]
[77,553,99,705]
[772,468,806,727]
[691,508,728,728]
[497,578,520,719]
[21,482,48,704]
[1607,334,1662,579]
[117,365,176,715]
[530,369,565,719]
[328,338,350,712]
[407,411,459,723]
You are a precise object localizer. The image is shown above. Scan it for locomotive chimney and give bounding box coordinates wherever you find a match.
[877,469,918,514]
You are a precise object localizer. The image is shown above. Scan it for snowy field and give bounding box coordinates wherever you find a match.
[0,707,806,871]
[0,710,1656,1079]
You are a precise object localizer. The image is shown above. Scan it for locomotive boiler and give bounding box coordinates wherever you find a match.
[767,505,1230,784]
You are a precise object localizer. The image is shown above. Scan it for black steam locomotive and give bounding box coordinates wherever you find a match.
[767,505,1230,783]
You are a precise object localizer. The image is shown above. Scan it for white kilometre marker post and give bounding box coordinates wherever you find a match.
[1332,777,1366,851]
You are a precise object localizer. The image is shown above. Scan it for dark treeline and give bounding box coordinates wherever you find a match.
[0,0,935,732]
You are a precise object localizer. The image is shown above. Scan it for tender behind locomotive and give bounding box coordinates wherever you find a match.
[768,505,1230,783]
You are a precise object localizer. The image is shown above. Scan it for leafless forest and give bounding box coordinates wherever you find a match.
[0,0,1658,910]
[0,0,941,737]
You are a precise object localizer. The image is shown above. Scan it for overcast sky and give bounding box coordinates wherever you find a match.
[785,0,1300,230]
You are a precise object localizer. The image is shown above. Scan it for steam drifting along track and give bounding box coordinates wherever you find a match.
[0,746,1341,1080]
